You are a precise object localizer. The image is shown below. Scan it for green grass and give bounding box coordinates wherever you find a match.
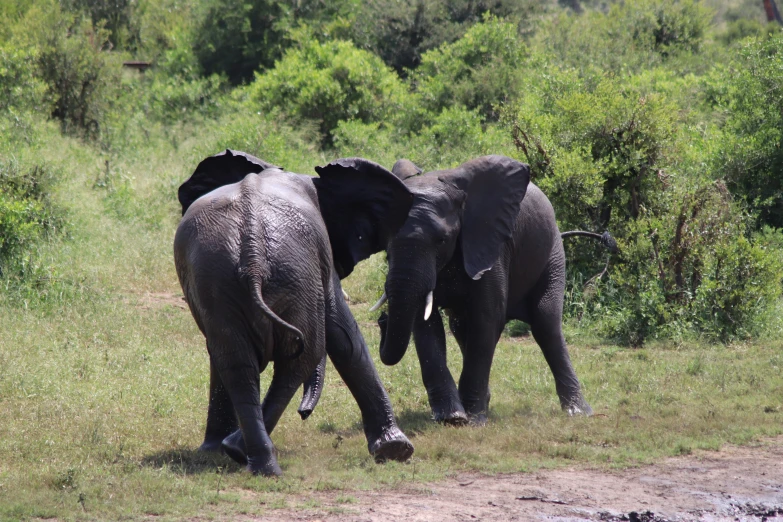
[0,123,781,521]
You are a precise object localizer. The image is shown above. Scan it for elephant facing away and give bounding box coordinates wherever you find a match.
[364,156,608,425]
[174,150,415,475]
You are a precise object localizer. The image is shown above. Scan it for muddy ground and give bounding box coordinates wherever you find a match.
[250,438,783,522]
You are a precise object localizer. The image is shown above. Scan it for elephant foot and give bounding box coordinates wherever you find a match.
[200,426,238,453]
[435,410,469,426]
[431,396,468,426]
[221,429,247,465]
[369,427,414,463]
[198,438,226,453]
[562,397,593,417]
[467,412,488,426]
[247,456,282,477]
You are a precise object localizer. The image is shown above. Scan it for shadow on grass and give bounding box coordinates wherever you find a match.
[397,409,437,435]
[140,448,243,475]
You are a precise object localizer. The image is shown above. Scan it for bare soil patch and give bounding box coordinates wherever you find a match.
[251,438,783,521]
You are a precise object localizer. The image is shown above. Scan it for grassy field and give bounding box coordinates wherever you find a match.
[0,127,781,521]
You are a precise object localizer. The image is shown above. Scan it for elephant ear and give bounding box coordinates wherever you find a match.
[391,159,423,180]
[178,149,280,215]
[439,155,530,280]
[314,158,414,279]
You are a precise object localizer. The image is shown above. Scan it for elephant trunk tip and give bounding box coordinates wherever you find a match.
[380,347,406,366]
[297,407,314,420]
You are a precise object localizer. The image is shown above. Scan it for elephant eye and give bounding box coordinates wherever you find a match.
[358,234,363,241]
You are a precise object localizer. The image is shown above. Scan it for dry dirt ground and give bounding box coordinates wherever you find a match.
[250,438,783,522]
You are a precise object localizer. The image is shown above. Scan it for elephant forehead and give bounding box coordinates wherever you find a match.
[396,192,457,240]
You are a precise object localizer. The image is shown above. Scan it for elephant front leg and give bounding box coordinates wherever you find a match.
[457,274,508,425]
[456,320,503,426]
[412,313,467,426]
[326,285,413,463]
[200,358,239,453]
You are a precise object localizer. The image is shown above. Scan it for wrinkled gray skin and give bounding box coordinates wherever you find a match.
[375,155,595,426]
[174,150,414,475]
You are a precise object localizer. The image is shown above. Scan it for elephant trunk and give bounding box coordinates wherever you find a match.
[379,251,436,366]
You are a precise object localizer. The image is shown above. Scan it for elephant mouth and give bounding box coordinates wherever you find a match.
[370,289,434,321]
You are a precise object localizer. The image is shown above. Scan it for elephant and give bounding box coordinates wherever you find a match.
[173,149,415,475]
[362,155,615,425]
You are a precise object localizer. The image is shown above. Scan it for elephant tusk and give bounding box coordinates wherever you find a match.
[369,292,387,312]
[342,288,350,302]
[423,291,434,321]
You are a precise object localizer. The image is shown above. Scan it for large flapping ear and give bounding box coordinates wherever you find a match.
[314,158,414,279]
[391,159,423,180]
[178,149,280,215]
[439,155,530,280]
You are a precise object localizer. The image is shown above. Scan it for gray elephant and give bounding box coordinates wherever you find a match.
[174,150,415,475]
[360,155,613,425]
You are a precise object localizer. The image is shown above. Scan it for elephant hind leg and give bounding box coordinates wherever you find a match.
[526,264,592,416]
[208,325,281,476]
[221,353,312,469]
[200,356,238,453]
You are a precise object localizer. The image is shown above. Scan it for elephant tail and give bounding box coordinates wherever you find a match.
[298,355,326,420]
[561,230,618,252]
[250,279,306,359]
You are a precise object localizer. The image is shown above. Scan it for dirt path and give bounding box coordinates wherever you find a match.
[254,438,783,521]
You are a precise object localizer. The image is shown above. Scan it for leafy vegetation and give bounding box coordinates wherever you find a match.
[0,0,782,517]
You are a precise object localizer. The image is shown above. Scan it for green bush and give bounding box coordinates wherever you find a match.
[601,183,782,344]
[63,0,135,49]
[14,4,124,138]
[708,32,783,228]
[0,159,63,276]
[505,70,677,231]
[503,61,781,344]
[250,34,410,144]
[412,15,527,121]
[0,45,51,115]
[540,0,712,73]
[142,72,225,123]
[347,0,540,75]
[194,0,357,85]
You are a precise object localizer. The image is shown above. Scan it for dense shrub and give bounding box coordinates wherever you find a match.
[0,159,63,276]
[141,71,225,124]
[412,15,527,120]
[194,0,357,85]
[708,32,783,228]
[347,0,541,75]
[63,0,134,49]
[505,70,677,231]
[602,183,782,344]
[541,0,711,73]
[16,5,124,137]
[0,45,51,115]
[504,62,782,344]
[250,35,410,144]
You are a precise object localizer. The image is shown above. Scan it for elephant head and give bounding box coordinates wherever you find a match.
[375,155,531,366]
[178,150,414,279]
